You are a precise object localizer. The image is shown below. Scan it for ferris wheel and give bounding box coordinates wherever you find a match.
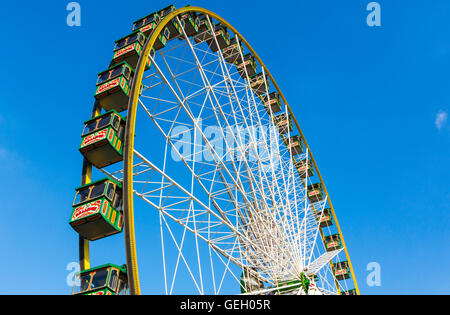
[69,5,359,296]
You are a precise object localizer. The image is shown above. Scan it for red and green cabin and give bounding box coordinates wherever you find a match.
[112,31,153,70]
[316,208,333,228]
[132,13,170,51]
[179,11,199,37]
[295,159,314,179]
[341,289,357,295]
[273,113,293,135]
[262,92,282,114]
[70,178,123,241]
[324,234,343,252]
[284,135,303,156]
[207,24,231,52]
[333,261,351,281]
[153,28,170,51]
[158,5,177,20]
[249,73,269,96]
[307,183,324,203]
[95,62,134,113]
[79,110,125,169]
[194,14,213,44]
[132,12,160,36]
[236,53,257,78]
[72,264,128,295]
[158,5,182,41]
[222,37,244,64]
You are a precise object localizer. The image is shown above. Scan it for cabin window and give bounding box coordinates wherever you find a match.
[109,269,119,290]
[96,115,112,131]
[74,187,90,205]
[110,67,123,79]
[83,121,98,136]
[123,66,131,80]
[112,115,120,130]
[106,183,115,201]
[142,18,152,27]
[138,34,145,45]
[118,125,125,139]
[136,14,158,29]
[128,33,138,44]
[90,269,108,290]
[115,38,127,50]
[90,182,106,200]
[113,195,122,210]
[97,72,111,85]
[134,20,144,30]
[73,273,91,294]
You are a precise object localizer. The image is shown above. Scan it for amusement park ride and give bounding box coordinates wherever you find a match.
[70,4,359,296]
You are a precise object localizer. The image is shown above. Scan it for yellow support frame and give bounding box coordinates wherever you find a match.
[79,106,102,271]
[123,6,359,295]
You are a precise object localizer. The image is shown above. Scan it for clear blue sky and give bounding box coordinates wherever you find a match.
[0,0,449,294]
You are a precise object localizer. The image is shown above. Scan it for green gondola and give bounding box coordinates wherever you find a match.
[284,135,303,156]
[316,208,333,227]
[207,24,231,52]
[79,110,125,169]
[333,261,351,280]
[72,264,128,295]
[179,11,199,37]
[94,62,134,113]
[112,31,153,70]
[273,113,293,135]
[222,37,243,64]
[295,159,314,179]
[262,92,282,114]
[307,183,324,203]
[155,28,171,51]
[236,53,257,78]
[250,73,269,96]
[158,5,182,41]
[324,234,343,252]
[132,11,160,36]
[70,177,123,241]
[194,14,212,44]
[132,11,170,50]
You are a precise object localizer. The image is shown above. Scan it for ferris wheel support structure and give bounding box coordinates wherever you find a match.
[76,6,359,296]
